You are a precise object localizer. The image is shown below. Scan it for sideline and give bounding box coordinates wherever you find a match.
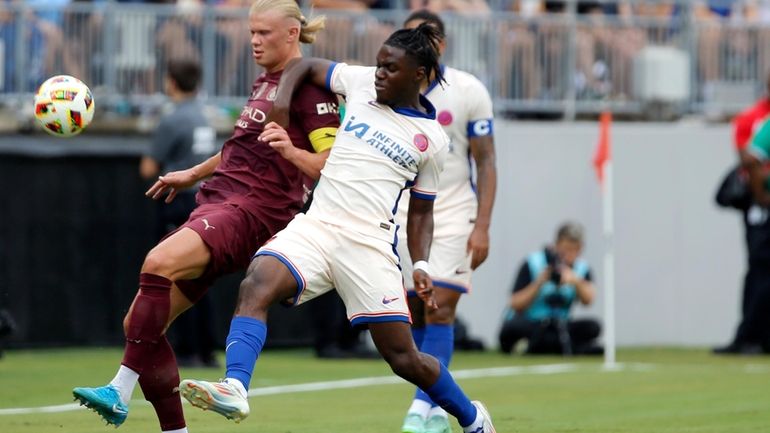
[0,362,646,416]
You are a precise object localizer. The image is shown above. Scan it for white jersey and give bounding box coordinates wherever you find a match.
[396,65,494,234]
[307,63,449,244]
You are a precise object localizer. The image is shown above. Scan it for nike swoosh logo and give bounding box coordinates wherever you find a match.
[112,404,127,414]
[455,269,469,275]
[382,296,399,304]
[324,133,336,138]
[226,341,238,352]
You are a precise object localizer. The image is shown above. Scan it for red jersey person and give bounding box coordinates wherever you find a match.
[72,2,340,432]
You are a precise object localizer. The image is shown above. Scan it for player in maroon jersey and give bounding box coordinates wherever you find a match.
[72,2,340,432]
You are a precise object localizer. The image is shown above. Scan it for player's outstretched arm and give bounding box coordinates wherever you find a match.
[146,152,222,203]
[407,195,437,310]
[269,57,337,127]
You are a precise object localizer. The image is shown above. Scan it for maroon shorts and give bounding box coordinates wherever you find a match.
[171,202,272,303]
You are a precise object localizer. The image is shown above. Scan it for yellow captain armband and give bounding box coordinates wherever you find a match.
[308,127,337,153]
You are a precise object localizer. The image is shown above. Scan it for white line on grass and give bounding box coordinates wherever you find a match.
[0,362,627,416]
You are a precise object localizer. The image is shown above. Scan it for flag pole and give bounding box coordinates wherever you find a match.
[603,160,616,368]
[594,111,616,369]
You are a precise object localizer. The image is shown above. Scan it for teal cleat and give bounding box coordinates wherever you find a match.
[73,384,128,427]
[402,412,426,433]
[180,379,250,423]
[424,414,452,433]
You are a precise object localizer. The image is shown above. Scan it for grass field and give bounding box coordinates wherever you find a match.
[0,347,768,433]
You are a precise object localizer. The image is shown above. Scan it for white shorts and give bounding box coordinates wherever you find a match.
[397,221,474,295]
[255,213,410,326]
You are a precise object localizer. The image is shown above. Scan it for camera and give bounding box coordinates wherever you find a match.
[543,248,565,308]
[543,247,562,285]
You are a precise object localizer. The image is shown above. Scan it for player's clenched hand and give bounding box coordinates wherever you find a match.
[413,270,438,310]
[145,169,199,204]
[467,226,490,270]
[260,122,298,160]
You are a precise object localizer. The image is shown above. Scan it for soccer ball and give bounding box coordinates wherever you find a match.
[33,75,95,137]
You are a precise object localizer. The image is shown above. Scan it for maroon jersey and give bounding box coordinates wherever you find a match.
[196,70,340,235]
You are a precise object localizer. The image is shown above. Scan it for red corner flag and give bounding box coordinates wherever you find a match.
[593,111,612,185]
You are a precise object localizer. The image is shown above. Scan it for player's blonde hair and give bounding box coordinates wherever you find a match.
[249,0,325,44]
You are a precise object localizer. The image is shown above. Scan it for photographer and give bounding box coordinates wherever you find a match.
[498,222,602,355]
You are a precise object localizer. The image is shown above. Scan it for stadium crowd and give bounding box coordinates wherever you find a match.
[2,0,770,116]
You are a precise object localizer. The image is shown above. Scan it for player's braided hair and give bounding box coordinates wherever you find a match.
[249,0,325,44]
[404,9,445,40]
[384,22,446,87]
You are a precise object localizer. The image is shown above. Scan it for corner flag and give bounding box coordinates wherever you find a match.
[593,111,616,368]
[593,111,612,185]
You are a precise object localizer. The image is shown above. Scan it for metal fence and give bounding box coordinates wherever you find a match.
[0,2,768,119]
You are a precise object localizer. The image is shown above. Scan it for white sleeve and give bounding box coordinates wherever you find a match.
[466,79,494,138]
[412,144,447,201]
[326,63,375,97]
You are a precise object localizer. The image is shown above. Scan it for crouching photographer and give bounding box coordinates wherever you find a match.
[498,222,602,355]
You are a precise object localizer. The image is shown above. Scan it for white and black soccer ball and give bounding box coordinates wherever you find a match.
[33,75,95,137]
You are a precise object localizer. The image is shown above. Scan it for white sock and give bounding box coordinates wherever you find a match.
[462,408,484,433]
[162,428,188,433]
[407,399,432,417]
[109,365,139,406]
[427,406,448,419]
[223,378,248,398]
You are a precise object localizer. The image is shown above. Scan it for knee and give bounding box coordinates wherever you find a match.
[384,350,424,380]
[234,271,275,317]
[141,248,175,277]
[425,304,455,325]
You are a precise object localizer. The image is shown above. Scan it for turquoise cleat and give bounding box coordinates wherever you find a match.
[73,384,128,427]
[424,414,452,433]
[402,412,426,433]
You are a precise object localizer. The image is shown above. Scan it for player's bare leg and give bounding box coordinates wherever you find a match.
[370,321,495,433]
[73,228,210,430]
[180,256,298,422]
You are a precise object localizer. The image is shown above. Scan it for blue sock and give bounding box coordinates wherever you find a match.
[411,326,426,349]
[424,363,477,427]
[414,324,454,405]
[225,316,267,390]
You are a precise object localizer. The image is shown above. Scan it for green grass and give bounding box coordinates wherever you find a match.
[0,347,769,432]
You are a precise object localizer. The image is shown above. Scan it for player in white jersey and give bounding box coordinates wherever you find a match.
[396,11,497,433]
[180,24,497,433]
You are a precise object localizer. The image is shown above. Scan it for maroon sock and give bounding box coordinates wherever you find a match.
[139,336,186,431]
[122,273,172,374]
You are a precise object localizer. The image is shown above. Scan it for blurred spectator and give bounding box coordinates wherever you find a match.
[0,0,17,92]
[498,1,540,100]
[714,72,770,355]
[213,0,252,96]
[139,58,220,367]
[11,0,70,89]
[157,0,255,96]
[309,0,394,65]
[410,0,490,13]
[695,1,757,99]
[499,222,602,355]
